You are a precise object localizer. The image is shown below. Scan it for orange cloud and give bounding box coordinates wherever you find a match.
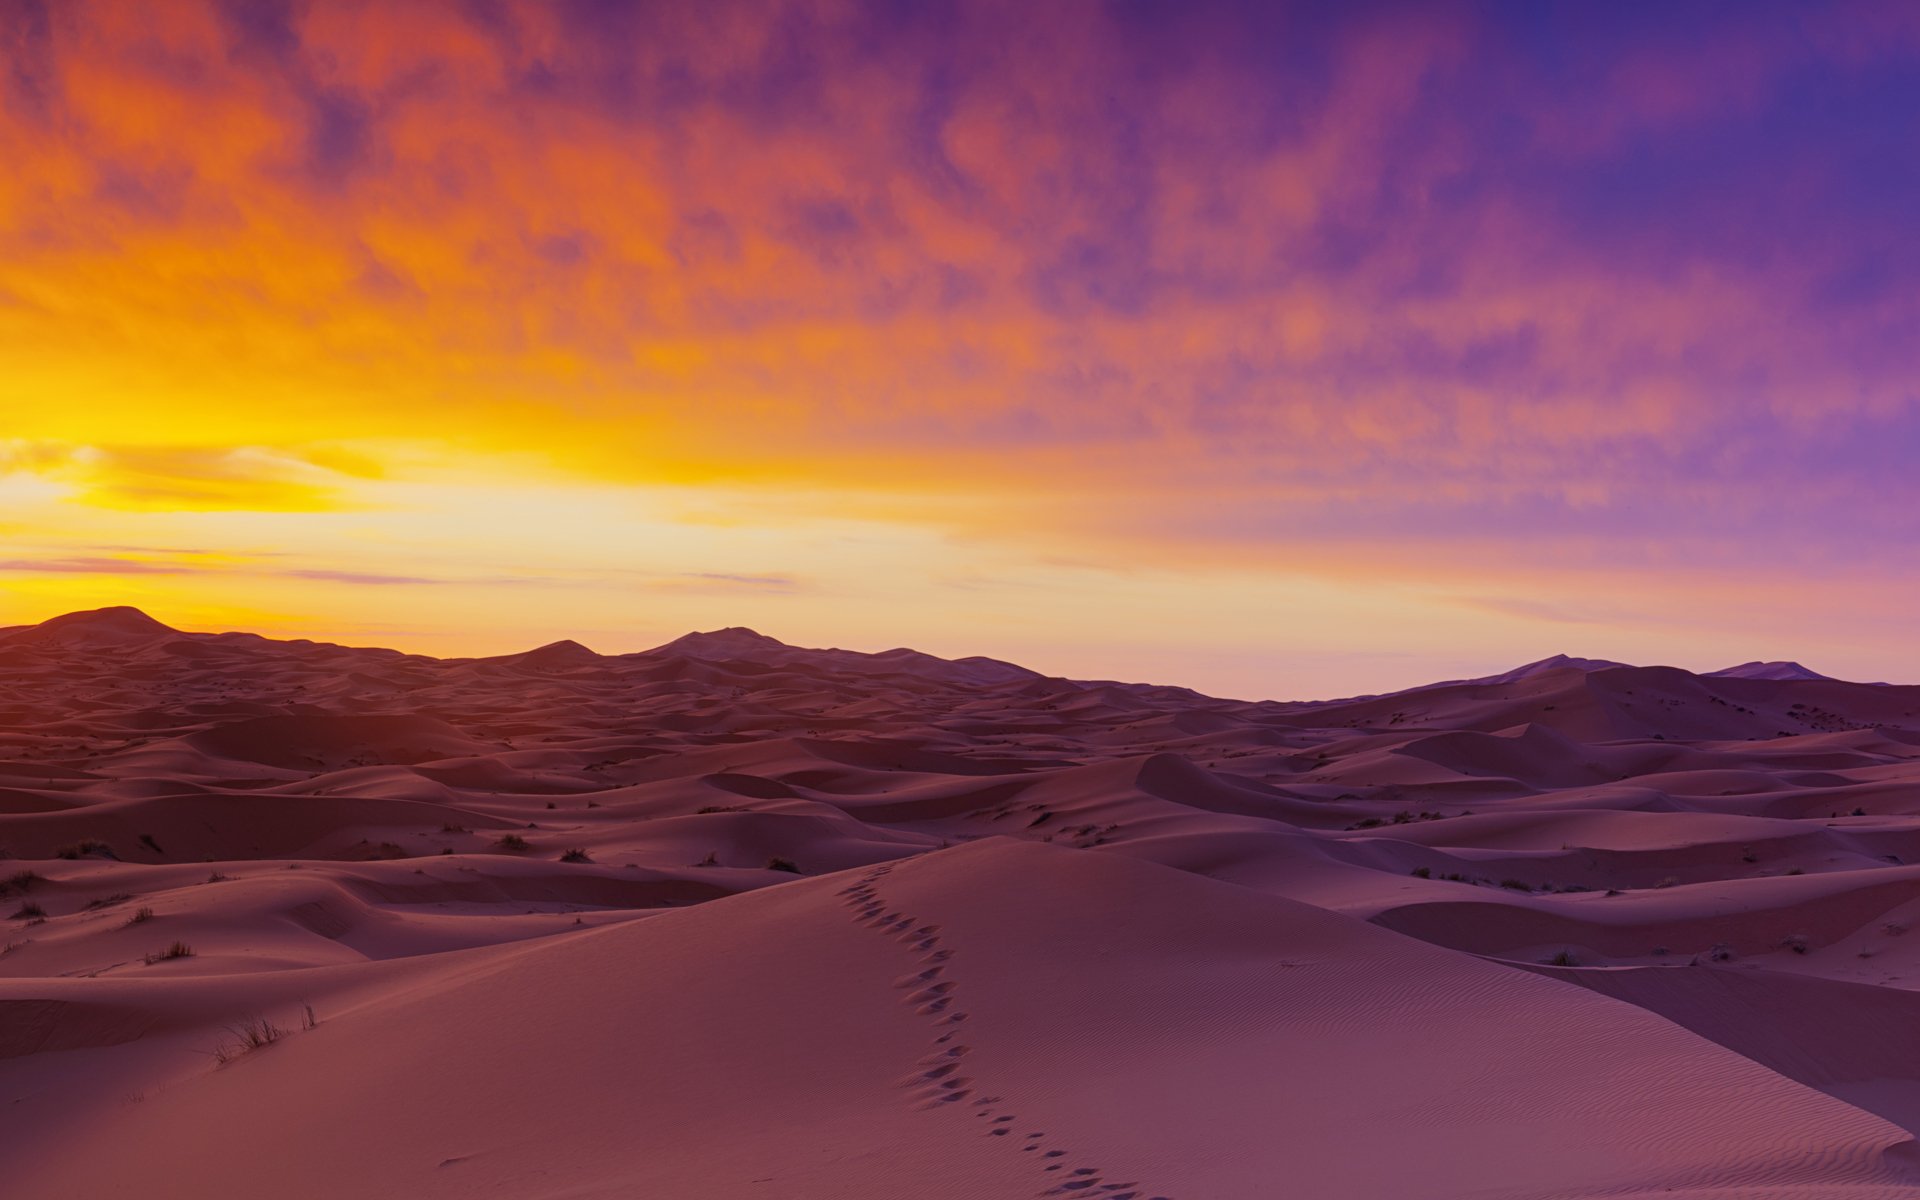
[1,441,374,511]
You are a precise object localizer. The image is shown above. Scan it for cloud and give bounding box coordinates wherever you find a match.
[1445,596,1610,627]
[279,568,444,586]
[0,555,186,575]
[652,572,803,594]
[0,442,374,511]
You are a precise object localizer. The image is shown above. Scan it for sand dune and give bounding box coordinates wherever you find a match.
[7,607,1920,1197]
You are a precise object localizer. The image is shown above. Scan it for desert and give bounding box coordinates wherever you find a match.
[5,607,1920,1198]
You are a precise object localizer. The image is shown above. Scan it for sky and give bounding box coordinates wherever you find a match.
[3,0,1919,700]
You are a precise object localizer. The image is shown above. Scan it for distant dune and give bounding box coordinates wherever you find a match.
[6,608,1920,1198]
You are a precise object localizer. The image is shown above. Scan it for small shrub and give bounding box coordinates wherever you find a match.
[124,906,155,926]
[440,823,468,834]
[696,805,746,815]
[1785,867,1805,876]
[1547,949,1578,966]
[1781,933,1810,955]
[10,901,46,920]
[693,851,718,867]
[496,834,530,852]
[301,1004,318,1031]
[3,870,43,894]
[559,848,592,864]
[144,941,193,964]
[205,871,230,883]
[211,1017,283,1064]
[85,893,134,910]
[137,834,163,854]
[1654,876,1680,889]
[766,857,801,874]
[1410,866,1431,879]
[56,840,114,861]
[1499,879,1531,892]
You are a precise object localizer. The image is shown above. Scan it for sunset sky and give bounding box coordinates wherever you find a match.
[4,0,1919,698]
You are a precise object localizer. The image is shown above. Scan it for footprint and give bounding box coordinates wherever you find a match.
[848,880,1174,1200]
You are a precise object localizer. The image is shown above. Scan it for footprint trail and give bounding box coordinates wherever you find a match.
[837,866,1174,1200]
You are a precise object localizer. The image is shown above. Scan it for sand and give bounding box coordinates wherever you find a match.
[6,607,1920,1197]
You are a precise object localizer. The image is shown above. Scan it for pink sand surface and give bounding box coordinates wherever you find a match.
[7,608,1920,1197]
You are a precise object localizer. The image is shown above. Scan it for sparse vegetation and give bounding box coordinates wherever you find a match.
[205,871,230,883]
[56,839,114,860]
[697,805,746,815]
[1410,866,1432,879]
[85,892,134,910]
[1499,879,1531,892]
[211,1017,284,1064]
[440,822,468,833]
[496,834,530,852]
[144,940,194,964]
[1547,949,1578,966]
[559,848,592,863]
[124,906,155,926]
[694,851,718,867]
[2,870,44,894]
[10,901,46,920]
[766,857,801,874]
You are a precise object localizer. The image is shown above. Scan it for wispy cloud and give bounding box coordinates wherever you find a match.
[0,555,186,575]
[1,442,376,512]
[653,572,803,594]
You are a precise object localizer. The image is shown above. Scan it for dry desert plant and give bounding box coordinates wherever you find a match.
[144,940,193,964]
